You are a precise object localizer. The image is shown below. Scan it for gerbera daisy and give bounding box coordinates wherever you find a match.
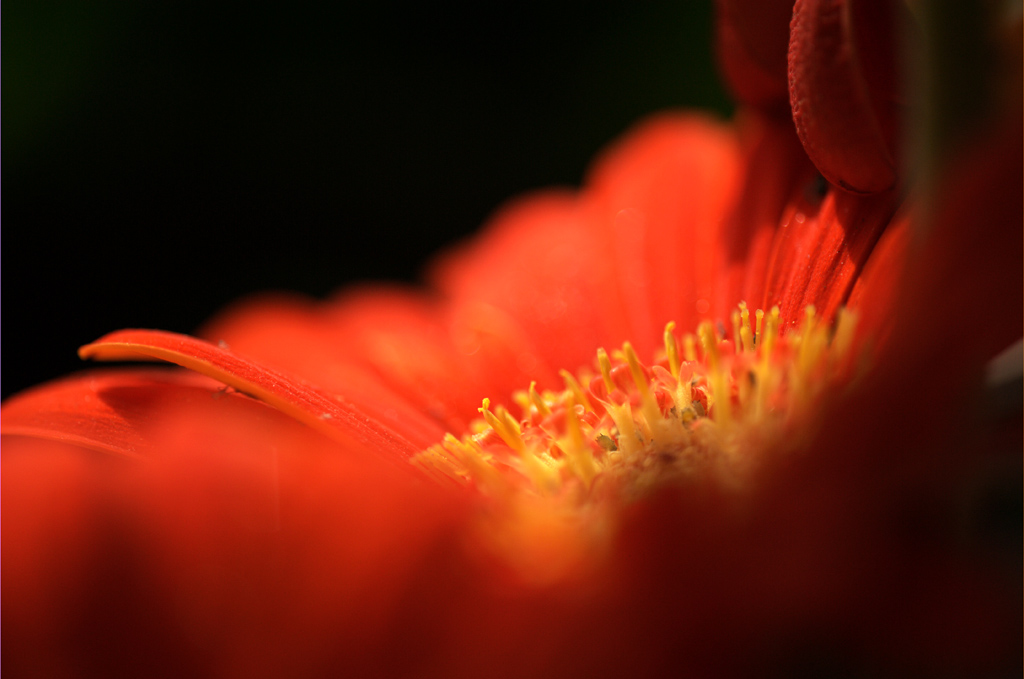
[3,1,1020,676]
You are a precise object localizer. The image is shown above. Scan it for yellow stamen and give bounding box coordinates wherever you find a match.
[528,381,551,416]
[797,305,822,375]
[740,326,753,355]
[624,341,662,432]
[607,401,641,457]
[561,396,597,486]
[444,434,498,487]
[520,447,560,494]
[415,303,864,523]
[738,302,752,353]
[560,369,593,412]
[831,307,858,373]
[698,321,730,425]
[479,398,524,452]
[511,390,531,414]
[682,334,697,362]
[623,342,650,400]
[697,321,719,370]
[597,347,614,394]
[664,322,681,379]
[761,306,781,358]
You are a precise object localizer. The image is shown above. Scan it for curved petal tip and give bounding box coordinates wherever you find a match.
[788,0,900,193]
[80,330,422,462]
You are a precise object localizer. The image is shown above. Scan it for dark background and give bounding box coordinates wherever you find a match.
[3,1,732,399]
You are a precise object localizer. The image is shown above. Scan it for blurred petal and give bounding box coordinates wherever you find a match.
[431,190,610,391]
[0,369,215,458]
[435,114,743,368]
[331,280,565,426]
[2,390,475,677]
[886,115,1024,369]
[583,113,742,352]
[715,0,795,111]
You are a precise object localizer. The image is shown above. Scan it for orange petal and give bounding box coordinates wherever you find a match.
[325,288,539,431]
[79,329,423,462]
[199,291,451,443]
[434,115,744,371]
[204,287,524,435]
[583,113,743,353]
[432,190,613,388]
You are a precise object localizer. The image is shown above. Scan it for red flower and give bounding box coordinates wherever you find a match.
[4,2,1021,676]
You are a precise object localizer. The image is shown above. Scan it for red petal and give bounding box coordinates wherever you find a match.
[204,287,519,434]
[760,186,898,328]
[714,112,819,316]
[788,0,900,193]
[434,116,743,374]
[78,330,423,462]
[432,190,615,388]
[2,397,472,676]
[325,288,535,431]
[715,0,795,110]
[582,114,743,353]
[1,369,231,458]
[198,291,450,443]
[884,115,1024,368]
[845,203,912,344]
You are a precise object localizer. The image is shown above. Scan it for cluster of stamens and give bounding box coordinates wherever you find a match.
[413,303,858,505]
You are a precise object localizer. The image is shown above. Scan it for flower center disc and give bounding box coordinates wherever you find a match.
[413,303,858,583]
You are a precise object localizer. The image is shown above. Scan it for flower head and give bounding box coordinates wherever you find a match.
[3,2,1021,676]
